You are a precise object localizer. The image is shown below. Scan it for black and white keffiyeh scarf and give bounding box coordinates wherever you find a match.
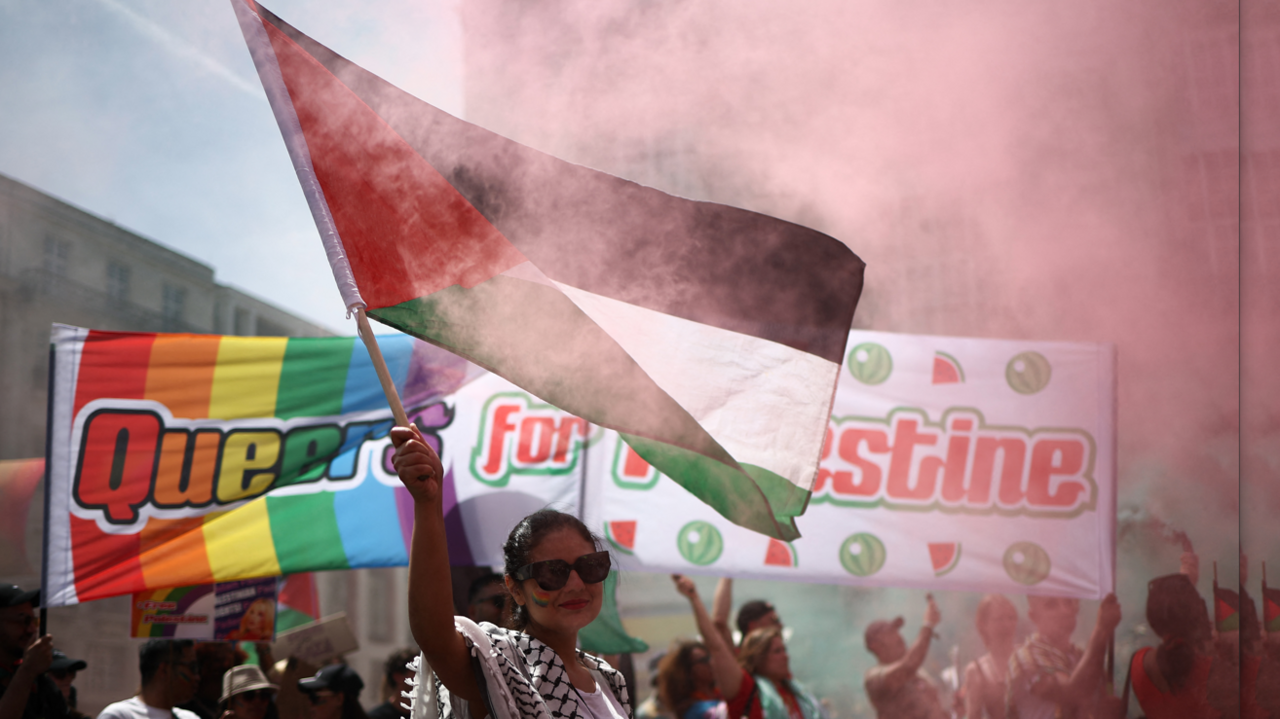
[405,617,631,719]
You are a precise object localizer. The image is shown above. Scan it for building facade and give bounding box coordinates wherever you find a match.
[0,173,333,461]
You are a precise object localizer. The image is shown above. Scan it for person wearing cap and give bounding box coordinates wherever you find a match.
[0,584,66,719]
[218,665,278,719]
[863,596,948,719]
[367,649,416,719]
[48,651,87,719]
[97,640,200,719]
[297,665,366,719]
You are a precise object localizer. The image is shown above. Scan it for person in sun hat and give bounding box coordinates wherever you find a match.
[218,665,279,719]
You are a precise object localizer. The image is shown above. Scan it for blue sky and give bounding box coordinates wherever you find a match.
[0,0,464,333]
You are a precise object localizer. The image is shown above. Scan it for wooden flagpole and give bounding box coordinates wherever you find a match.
[355,307,410,427]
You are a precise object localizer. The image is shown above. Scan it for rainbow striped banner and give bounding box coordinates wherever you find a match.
[129,576,277,640]
[44,325,472,607]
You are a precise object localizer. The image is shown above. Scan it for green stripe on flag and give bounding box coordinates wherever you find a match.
[745,463,812,529]
[621,434,804,542]
[276,337,355,419]
[266,494,350,573]
[275,606,315,632]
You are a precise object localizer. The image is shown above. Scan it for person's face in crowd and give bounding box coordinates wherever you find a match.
[197,644,237,702]
[0,603,36,661]
[1029,596,1079,644]
[509,528,604,637]
[759,636,791,683]
[746,610,781,636]
[388,671,412,717]
[688,646,714,691]
[168,645,202,705]
[308,690,343,719]
[50,668,77,702]
[469,580,508,625]
[870,628,907,664]
[230,689,274,719]
[980,599,1019,650]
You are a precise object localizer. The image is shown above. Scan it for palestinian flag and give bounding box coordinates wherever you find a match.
[276,573,320,632]
[1214,583,1240,632]
[1264,583,1280,634]
[232,2,865,540]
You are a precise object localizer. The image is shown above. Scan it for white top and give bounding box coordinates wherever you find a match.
[97,697,200,719]
[409,617,630,719]
[575,677,628,719]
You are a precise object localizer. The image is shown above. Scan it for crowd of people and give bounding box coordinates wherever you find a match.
[1,424,1273,719]
[0,589,417,719]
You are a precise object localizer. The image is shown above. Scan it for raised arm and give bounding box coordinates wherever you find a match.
[962,662,984,719]
[875,596,941,693]
[711,577,736,650]
[1029,594,1122,705]
[391,425,482,706]
[673,575,745,699]
[0,635,52,719]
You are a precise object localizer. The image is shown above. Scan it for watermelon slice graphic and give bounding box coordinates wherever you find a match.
[605,520,637,555]
[928,542,961,576]
[932,352,965,384]
[764,539,799,567]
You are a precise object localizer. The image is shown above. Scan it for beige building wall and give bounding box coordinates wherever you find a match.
[0,172,333,462]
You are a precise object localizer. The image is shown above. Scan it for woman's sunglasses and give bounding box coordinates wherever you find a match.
[235,690,273,703]
[512,551,611,591]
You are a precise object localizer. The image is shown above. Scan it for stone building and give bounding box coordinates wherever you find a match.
[0,172,333,461]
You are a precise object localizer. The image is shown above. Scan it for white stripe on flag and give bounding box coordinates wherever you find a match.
[553,283,838,489]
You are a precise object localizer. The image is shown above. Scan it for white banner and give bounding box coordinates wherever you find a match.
[438,331,1116,598]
